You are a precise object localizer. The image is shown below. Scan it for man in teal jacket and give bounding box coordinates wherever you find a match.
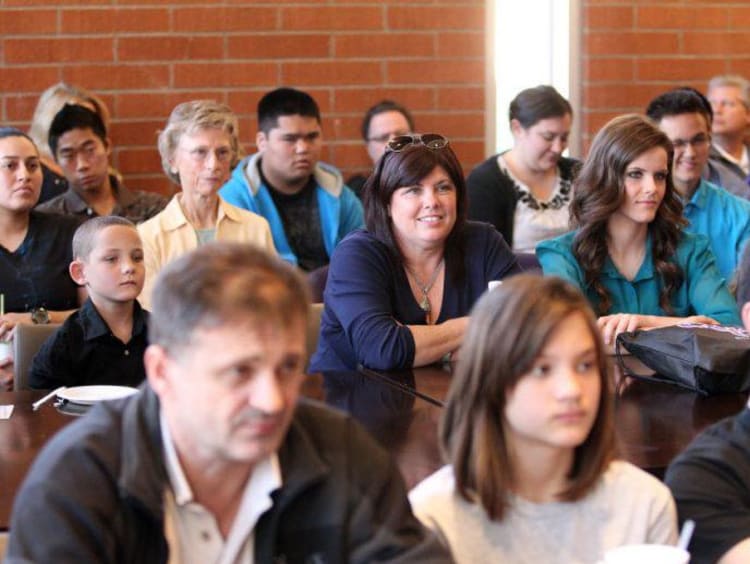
[220,87,363,271]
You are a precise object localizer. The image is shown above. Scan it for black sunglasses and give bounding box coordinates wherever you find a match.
[385,133,450,153]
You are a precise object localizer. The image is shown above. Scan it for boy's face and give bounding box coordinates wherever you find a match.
[55,127,111,195]
[71,225,145,305]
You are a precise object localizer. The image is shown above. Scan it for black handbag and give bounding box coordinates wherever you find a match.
[615,323,750,395]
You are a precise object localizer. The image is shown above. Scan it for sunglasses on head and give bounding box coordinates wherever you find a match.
[385,133,450,153]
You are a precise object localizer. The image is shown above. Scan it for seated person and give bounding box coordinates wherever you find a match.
[220,87,364,271]
[37,103,166,223]
[137,100,276,308]
[467,85,580,251]
[348,100,415,198]
[30,216,148,390]
[646,88,750,278]
[0,128,83,388]
[707,74,750,182]
[28,82,118,205]
[7,243,450,563]
[409,275,677,562]
[310,134,521,373]
[665,298,750,564]
[537,114,740,345]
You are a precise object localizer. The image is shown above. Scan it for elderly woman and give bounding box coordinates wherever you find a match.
[310,134,521,373]
[137,100,276,308]
[467,85,579,252]
[0,128,83,388]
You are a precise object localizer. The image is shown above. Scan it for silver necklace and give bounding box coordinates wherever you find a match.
[406,259,444,314]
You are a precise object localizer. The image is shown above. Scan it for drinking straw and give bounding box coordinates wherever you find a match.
[0,293,4,317]
[677,519,695,551]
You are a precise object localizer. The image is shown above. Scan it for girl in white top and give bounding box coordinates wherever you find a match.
[409,275,678,563]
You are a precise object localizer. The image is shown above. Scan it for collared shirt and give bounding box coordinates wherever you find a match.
[683,178,750,278]
[712,142,750,176]
[29,297,149,389]
[137,194,276,308]
[160,414,281,564]
[536,230,741,326]
[36,175,167,224]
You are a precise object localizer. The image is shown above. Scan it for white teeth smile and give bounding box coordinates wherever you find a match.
[418,216,441,223]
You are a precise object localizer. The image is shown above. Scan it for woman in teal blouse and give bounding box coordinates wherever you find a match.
[537,114,740,344]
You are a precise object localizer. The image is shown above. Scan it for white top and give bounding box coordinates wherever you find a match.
[160,414,282,564]
[409,461,678,564]
[497,155,573,253]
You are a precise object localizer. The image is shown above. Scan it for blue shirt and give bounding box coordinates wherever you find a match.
[684,179,750,279]
[310,222,522,372]
[536,230,741,326]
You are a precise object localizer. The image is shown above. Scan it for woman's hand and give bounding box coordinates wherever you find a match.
[597,313,644,346]
[0,358,13,391]
[0,313,30,341]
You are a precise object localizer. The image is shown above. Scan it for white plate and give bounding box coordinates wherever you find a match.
[57,385,138,405]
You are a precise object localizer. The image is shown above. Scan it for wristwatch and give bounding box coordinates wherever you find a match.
[30,307,50,325]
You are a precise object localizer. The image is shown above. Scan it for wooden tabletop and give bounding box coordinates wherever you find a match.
[1,362,747,530]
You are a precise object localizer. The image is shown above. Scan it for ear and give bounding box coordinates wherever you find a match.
[256,131,268,152]
[69,259,87,286]
[145,344,172,397]
[103,137,113,157]
[510,118,524,138]
[742,302,750,332]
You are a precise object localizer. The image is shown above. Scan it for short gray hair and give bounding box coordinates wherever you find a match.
[708,74,750,106]
[149,243,310,353]
[157,100,242,185]
[72,216,137,261]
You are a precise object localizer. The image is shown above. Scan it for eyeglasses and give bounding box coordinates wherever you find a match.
[671,133,711,151]
[385,133,449,153]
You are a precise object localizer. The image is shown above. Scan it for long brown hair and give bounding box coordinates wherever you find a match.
[570,114,687,314]
[441,275,615,521]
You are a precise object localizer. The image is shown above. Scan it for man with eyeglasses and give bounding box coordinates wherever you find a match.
[37,104,166,223]
[220,88,364,271]
[647,88,750,278]
[708,75,750,183]
[347,100,415,199]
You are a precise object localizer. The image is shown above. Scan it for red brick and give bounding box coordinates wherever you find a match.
[109,120,164,146]
[587,6,634,29]
[436,32,484,58]
[0,9,57,34]
[63,64,170,90]
[415,112,484,139]
[586,58,635,82]
[116,91,227,119]
[437,87,484,111]
[586,83,668,110]
[174,7,277,32]
[585,111,626,140]
[228,35,330,59]
[729,8,750,30]
[281,7,382,31]
[330,143,371,169]
[124,176,173,196]
[5,38,113,64]
[333,87,436,113]
[174,63,279,88]
[282,61,383,86]
[329,116,362,139]
[387,60,484,85]
[450,140,485,170]
[115,148,162,175]
[388,6,484,31]
[0,66,60,93]
[3,94,40,122]
[118,37,224,62]
[683,32,750,55]
[637,6,727,29]
[586,32,679,55]
[636,57,725,81]
[61,8,169,34]
[5,0,108,4]
[335,33,433,58]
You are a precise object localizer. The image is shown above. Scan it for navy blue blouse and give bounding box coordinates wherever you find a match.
[310,222,521,372]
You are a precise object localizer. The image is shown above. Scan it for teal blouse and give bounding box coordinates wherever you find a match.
[536,230,741,326]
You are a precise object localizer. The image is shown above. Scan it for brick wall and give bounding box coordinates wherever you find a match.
[582,1,750,149]
[0,1,486,195]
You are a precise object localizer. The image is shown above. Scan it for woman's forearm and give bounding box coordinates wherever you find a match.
[408,316,469,367]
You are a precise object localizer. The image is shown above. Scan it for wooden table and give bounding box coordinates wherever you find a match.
[1,362,747,530]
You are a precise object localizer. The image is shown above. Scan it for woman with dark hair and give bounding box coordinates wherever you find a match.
[409,275,677,562]
[467,85,579,251]
[538,114,740,344]
[310,134,520,372]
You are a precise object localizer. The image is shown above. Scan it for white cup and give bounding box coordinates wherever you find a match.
[488,280,503,291]
[0,341,12,364]
[604,544,690,564]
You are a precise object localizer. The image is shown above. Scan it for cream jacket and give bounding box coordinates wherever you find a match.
[137,194,276,308]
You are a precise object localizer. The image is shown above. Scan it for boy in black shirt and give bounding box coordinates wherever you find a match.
[30,216,148,389]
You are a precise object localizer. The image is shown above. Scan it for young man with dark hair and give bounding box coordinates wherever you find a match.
[38,104,166,223]
[646,88,750,278]
[347,100,415,197]
[220,87,364,271]
[7,243,449,563]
